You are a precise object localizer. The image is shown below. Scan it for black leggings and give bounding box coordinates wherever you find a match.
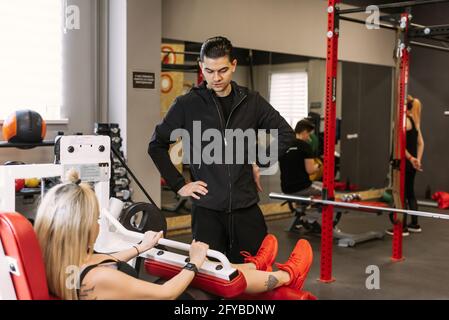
[403,164,418,226]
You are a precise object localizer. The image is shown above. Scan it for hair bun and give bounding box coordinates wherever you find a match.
[64,168,80,183]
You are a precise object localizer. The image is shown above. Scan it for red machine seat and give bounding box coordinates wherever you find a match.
[0,212,50,300]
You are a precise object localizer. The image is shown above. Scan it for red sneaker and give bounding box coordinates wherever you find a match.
[275,239,313,290]
[240,234,278,272]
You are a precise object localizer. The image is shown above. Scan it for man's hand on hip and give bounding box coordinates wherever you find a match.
[178,181,208,199]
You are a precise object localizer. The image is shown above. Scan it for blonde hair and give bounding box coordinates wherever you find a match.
[34,169,100,300]
[407,95,422,128]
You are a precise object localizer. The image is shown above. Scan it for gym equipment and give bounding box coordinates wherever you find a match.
[271,193,449,221]
[0,135,111,299]
[319,0,449,282]
[24,178,40,188]
[2,110,46,143]
[119,202,167,235]
[101,207,247,296]
[114,178,130,188]
[4,161,27,193]
[0,213,51,300]
[114,188,133,201]
[102,209,313,299]
[432,191,449,209]
[113,167,127,177]
[285,199,384,248]
[15,179,25,193]
[95,123,134,207]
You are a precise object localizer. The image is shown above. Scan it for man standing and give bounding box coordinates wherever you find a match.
[149,36,295,263]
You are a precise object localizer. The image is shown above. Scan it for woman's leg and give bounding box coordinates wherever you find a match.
[232,263,256,271]
[405,166,418,225]
[231,264,290,294]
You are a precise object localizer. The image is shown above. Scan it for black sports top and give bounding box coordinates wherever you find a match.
[77,259,138,298]
[406,115,418,158]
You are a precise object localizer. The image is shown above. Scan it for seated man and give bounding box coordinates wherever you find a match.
[279,119,322,197]
[33,169,313,300]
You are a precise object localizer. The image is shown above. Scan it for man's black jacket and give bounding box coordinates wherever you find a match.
[148,81,295,212]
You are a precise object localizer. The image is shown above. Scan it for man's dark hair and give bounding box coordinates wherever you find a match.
[295,119,315,134]
[200,36,234,62]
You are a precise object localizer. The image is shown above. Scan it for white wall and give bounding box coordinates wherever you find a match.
[162,0,396,67]
[109,0,162,206]
[0,0,98,165]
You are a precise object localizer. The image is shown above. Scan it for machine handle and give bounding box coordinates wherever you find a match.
[101,209,232,269]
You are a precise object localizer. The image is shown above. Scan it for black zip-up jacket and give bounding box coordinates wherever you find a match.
[148,81,295,212]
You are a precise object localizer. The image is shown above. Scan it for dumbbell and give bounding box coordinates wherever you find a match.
[113,167,127,177]
[111,136,122,145]
[114,188,133,201]
[110,124,120,135]
[114,178,130,188]
[112,158,122,167]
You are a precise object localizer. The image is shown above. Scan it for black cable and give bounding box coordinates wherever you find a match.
[110,145,159,208]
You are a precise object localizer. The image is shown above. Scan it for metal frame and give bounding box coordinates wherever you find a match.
[319,0,449,282]
[270,193,449,220]
[391,12,410,261]
[338,0,449,15]
[338,0,449,51]
[410,40,449,52]
[320,0,340,283]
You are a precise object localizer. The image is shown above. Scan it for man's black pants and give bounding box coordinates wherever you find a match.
[191,204,268,264]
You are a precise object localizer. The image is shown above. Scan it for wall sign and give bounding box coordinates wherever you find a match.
[133,72,155,89]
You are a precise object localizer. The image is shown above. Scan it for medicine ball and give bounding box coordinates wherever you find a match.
[2,110,47,143]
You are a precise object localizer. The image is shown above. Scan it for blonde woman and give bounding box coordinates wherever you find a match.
[34,170,313,300]
[387,95,424,236]
[404,95,424,232]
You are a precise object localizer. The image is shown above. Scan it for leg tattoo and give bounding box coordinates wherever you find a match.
[265,275,279,291]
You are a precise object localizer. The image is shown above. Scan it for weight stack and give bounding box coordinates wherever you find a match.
[94,123,134,208]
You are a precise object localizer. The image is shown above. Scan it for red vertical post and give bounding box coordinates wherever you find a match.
[392,13,410,261]
[320,0,340,283]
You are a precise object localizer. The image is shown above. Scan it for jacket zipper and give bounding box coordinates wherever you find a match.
[209,89,247,212]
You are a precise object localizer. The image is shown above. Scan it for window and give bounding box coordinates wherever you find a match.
[269,71,308,128]
[0,0,63,120]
